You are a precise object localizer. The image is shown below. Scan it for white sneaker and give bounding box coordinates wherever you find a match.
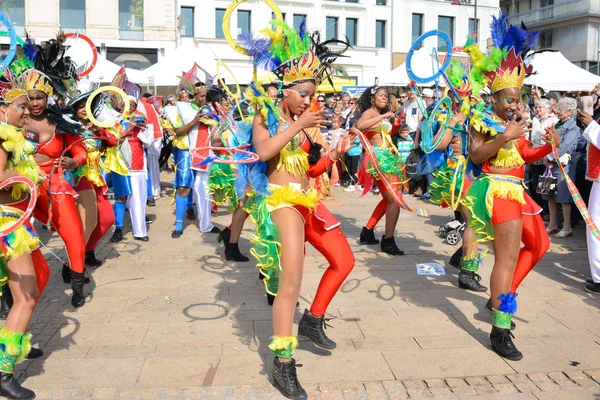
[344,185,356,192]
[334,183,341,187]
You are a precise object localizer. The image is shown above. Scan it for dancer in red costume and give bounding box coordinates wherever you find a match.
[20,35,89,308]
[462,15,559,360]
[68,90,117,267]
[0,67,50,399]
[356,86,404,255]
[238,15,355,397]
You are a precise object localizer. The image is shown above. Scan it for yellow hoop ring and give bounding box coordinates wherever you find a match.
[85,86,130,128]
[449,156,468,211]
[216,61,241,100]
[222,0,283,55]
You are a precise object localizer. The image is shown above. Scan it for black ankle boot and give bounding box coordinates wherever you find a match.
[380,236,404,255]
[225,242,249,262]
[484,300,517,330]
[272,357,307,400]
[0,285,13,321]
[218,227,231,245]
[85,251,104,267]
[298,309,336,349]
[490,326,523,361]
[449,248,463,269]
[458,270,487,292]
[62,265,90,284]
[359,227,379,245]
[70,271,86,308]
[110,228,123,243]
[0,373,35,400]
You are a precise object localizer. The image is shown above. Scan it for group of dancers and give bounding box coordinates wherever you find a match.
[0,3,597,399]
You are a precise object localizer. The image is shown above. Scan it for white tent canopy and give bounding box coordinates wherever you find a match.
[525,51,600,91]
[144,45,218,87]
[378,48,444,87]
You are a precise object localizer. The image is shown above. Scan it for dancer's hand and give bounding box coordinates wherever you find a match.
[503,115,530,142]
[295,108,326,130]
[382,111,395,120]
[60,157,77,170]
[452,112,466,123]
[38,170,46,180]
[336,131,358,155]
[543,125,561,147]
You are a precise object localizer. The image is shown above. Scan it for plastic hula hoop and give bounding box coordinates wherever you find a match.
[0,31,23,46]
[421,96,454,154]
[222,0,283,55]
[190,144,259,165]
[449,156,467,211]
[64,33,98,78]
[85,86,130,128]
[406,30,452,83]
[0,13,18,72]
[0,176,38,237]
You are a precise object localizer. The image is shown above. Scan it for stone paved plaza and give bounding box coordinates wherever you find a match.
[10,172,600,399]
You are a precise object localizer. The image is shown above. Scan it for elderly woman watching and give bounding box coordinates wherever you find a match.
[530,99,559,209]
[543,97,581,237]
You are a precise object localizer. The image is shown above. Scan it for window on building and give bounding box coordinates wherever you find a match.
[468,18,479,38]
[376,0,387,4]
[293,14,307,33]
[539,29,553,48]
[216,9,225,38]
[107,47,157,70]
[412,13,423,50]
[346,18,357,46]
[119,0,143,30]
[181,7,194,37]
[326,16,339,40]
[437,16,454,52]
[345,0,360,3]
[375,20,386,48]
[540,0,554,19]
[271,12,286,21]
[238,10,251,36]
[60,0,86,30]
[1,0,25,26]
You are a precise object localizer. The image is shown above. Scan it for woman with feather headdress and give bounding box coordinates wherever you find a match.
[0,41,53,400]
[234,13,356,397]
[462,15,561,360]
[14,33,91,310]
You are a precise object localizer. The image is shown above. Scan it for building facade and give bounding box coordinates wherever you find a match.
[0,0,500,86]
[502,0,600,74]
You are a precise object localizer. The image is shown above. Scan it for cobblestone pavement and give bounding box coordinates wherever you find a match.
[9,172,600,399]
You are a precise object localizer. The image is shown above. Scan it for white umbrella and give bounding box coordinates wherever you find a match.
[85,56,147,85]
[379,48,444,87]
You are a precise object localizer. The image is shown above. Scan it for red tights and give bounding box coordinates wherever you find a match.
[366,178,388,230]
[510,213,550,292]
[31,250,50,295]
[85,186,116,252]
[303,214,355,317]
[33,188,86,274]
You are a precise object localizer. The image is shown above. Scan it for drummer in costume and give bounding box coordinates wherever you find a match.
[356,86,405,255]
[103,92,152,243]
[68,86,117,266]
[235,13,356,397]
[22,34,91,308]
[462,15,559,360]
[0,58,50,399]
[163,65,220,238]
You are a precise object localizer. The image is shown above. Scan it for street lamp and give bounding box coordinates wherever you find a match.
[451,0,478,38]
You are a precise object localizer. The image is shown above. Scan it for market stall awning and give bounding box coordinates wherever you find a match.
[525,51,600,91]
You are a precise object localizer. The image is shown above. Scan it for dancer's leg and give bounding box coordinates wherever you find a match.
[588,182,600,284]
[230,206,249,244]
[76,189,98,245]
[86,188,115,251]
[547,199,558,230]
[365,198,387,229]
[510,213,550,292]
[193,171,214,232]
[50,196,86,274]
[5,253,39,333]
[128,174,148,237]
[270,207,305,361]
[490,219,522,309]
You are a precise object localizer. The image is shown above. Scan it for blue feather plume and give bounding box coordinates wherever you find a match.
[490,14,508,49]
[23,36,38,62]
[490,13,539,53]
[498,292,518,314]
[237,32,277,71]
[299,19,307,40]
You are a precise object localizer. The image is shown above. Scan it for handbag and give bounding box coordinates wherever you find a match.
[537,167,557,195]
